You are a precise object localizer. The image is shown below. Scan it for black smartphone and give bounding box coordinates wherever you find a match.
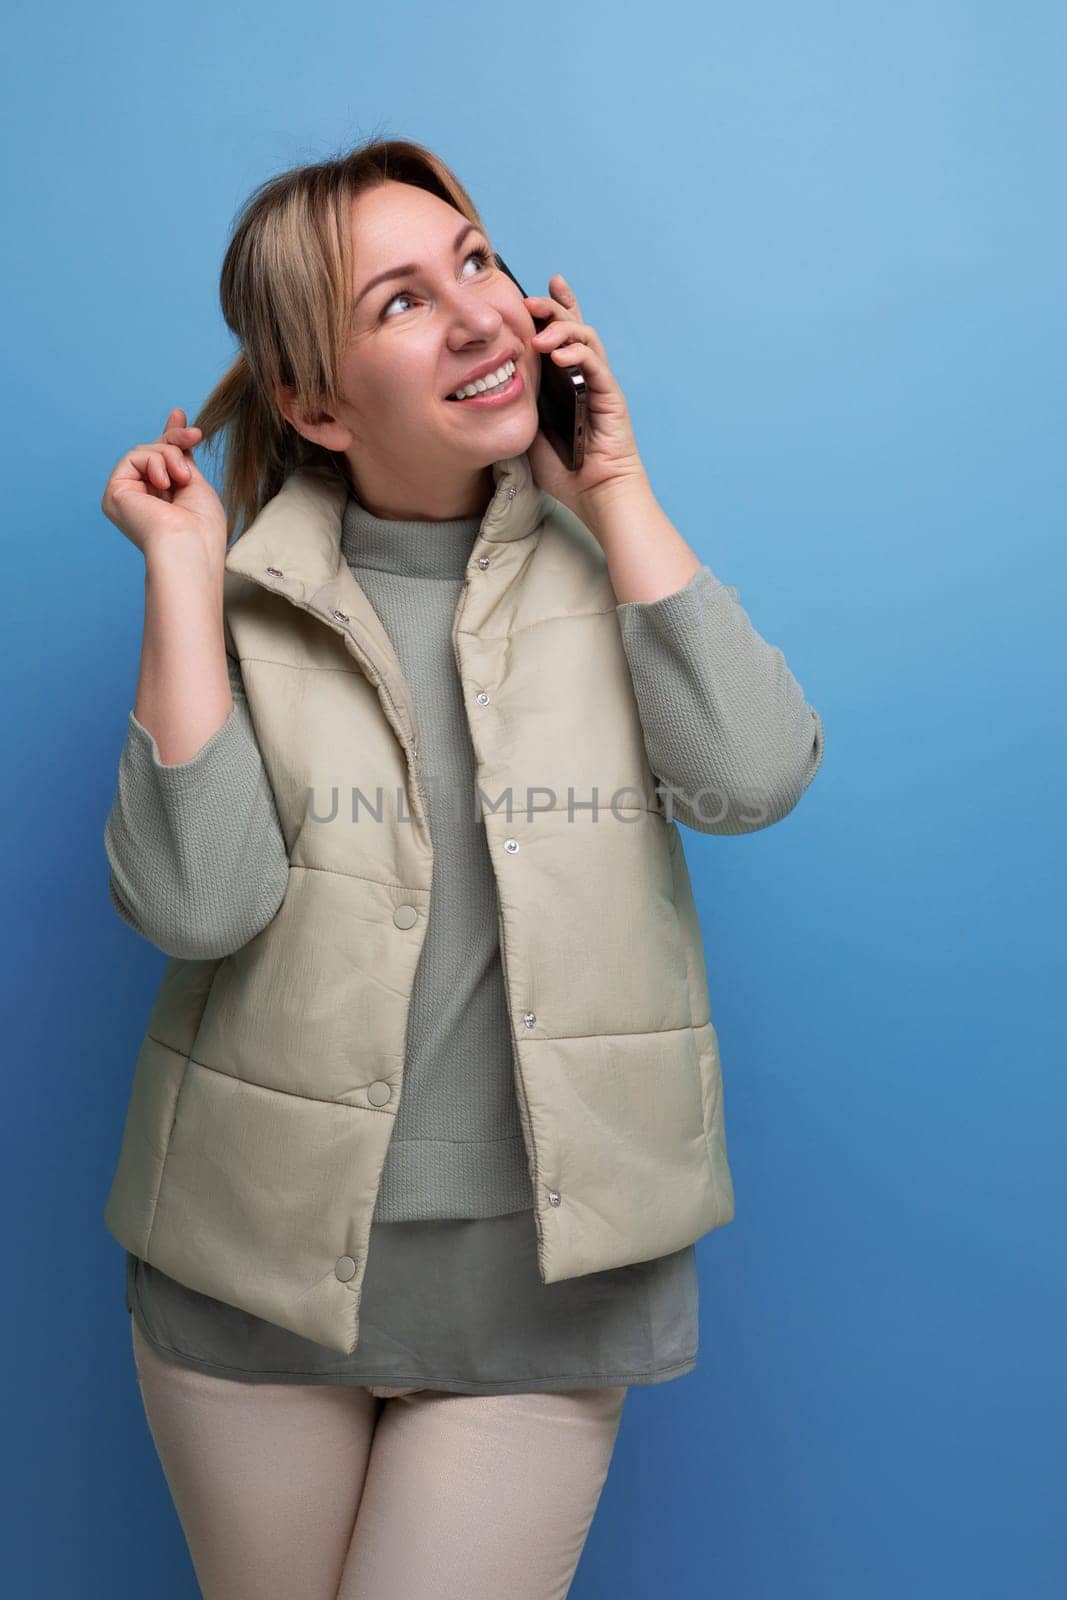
[493,252,587,472]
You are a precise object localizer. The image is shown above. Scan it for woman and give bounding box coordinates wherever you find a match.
[100,138,824,1599]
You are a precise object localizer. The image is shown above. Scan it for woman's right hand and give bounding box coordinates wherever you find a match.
[101,407,228,565]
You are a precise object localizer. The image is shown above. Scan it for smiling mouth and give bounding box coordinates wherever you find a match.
[445,356,520,402]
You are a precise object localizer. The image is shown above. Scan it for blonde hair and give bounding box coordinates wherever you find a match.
[193,135,492,540]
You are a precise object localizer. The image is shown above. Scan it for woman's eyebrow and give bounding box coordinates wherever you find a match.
[354,222,483,308]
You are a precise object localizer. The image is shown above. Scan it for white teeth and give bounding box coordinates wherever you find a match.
[449,358,515,400]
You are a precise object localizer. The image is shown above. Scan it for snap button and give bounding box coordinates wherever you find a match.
[334,1255,357,1281]
[477,555,490,569]
[506,485,517,500]
[504,838,519,853]
[475,691,490,706]
[266,566,284,577]
[393,905,417,929]
[522,1011,536,1028]
[332,609,350,623]
[547,1189,561,1206]
[367,1081,391,1106]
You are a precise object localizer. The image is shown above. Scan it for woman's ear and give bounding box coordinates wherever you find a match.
[273,382,299,431]
[274,384,350,452]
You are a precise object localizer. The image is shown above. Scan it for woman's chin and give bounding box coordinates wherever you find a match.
[448,401,541,465]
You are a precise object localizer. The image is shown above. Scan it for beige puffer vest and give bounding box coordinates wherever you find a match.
[103,451,735,1355]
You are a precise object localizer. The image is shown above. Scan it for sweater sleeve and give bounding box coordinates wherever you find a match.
[615,563,825,835]
[104,652,290,959]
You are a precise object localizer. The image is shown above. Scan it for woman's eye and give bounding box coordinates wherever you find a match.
[380,246,492,320]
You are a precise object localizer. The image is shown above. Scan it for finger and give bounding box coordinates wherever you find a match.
[524,293,577,321]
[157,411,201,448]
[161,442,192,482]
[532,318,599,353]
[156,409,184,444]
[531,317,574,344]
[525,275,579,305]
[120,442,182,493]
[159,424,201,449]
[546,274,581,319]
[545,340,615,394]
[147,446,183,491]
[528,308,607,362]
[108,449,157,494]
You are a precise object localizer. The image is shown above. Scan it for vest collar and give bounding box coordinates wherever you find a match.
[224,450,548,599]
[223,451,549,766]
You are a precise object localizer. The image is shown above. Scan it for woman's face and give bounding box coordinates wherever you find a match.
[287,179,542,520]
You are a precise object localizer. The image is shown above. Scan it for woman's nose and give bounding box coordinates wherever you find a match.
[442,288,506,342]
[447,303,502,336]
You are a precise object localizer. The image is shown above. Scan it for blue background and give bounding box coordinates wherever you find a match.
[3,1,1063,1594]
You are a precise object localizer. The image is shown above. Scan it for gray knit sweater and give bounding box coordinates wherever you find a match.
[106,491,824,1223]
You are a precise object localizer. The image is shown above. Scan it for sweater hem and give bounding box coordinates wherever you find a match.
[128,1306,696,1392]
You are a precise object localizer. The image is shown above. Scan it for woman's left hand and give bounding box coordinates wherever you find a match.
[522,274,648,518]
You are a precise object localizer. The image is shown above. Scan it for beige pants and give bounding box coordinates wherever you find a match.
[130,1315,627,1599]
